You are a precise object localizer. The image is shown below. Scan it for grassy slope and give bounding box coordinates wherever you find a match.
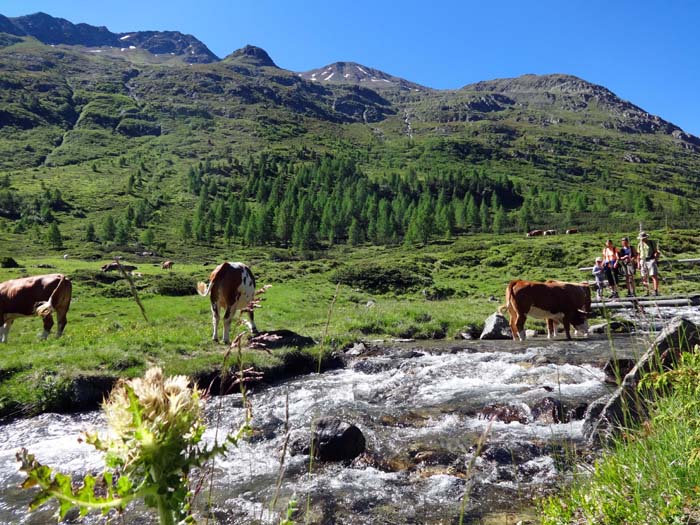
[541,354,700,524]
[2,230,700,418]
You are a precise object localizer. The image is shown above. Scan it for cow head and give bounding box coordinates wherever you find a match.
[572,309,590,336]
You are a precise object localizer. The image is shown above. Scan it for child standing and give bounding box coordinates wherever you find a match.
[592,257,605,300]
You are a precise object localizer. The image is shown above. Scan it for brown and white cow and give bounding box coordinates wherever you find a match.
[0,274,72,343]
[101,262,137,272]
[161,260,174,270]
[526,230,543,237]
[197,262,257,344]
[500,280,590,341]
[565,228,579,235]
[543,229,557,236]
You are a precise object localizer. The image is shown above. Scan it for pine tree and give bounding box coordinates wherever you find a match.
[224,218,234,245]
[47,223,63,249]
[115,218,130,245]
[141,229,155,247]
[102,215,116,242]
[492,205,506,234]
[465,195,478,231]
[479,200,490,232]
[85,222,96,242]
[181,217,192,240]
[348,218,364,246]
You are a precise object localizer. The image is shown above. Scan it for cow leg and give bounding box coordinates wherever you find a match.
[1,320,12,343]
[222,306,232,345]
[56,309,68,338]
[211,302,220,342]
[0,322,6,343]
[563,320,572,340]
[514,313,527,341]
[508,312,519,341]
[245,309,258,335]
[41,314,54,340]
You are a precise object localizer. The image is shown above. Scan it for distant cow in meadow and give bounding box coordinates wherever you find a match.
[161,260,174,270]
[544,229,557,236]
[101,262,137,272]
[0,274,72,343]
[197,262,258,344]
[526,230,543,237]
[565,228,579,234]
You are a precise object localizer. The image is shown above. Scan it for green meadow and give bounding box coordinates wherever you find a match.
[2,229,699,419]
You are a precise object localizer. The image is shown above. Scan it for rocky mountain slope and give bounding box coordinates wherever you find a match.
[0,12,217,63]
[1,12,699,255]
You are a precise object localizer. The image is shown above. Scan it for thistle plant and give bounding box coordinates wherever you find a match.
[17,367,244,524]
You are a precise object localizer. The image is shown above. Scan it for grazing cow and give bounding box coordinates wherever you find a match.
[544,229,557,236]
[500,280,590,341]
[197,262,257,344]
[565,228,579,235]
[0,274,72,343]
[161,260,174,270]
[101,262,137,272]
[526,230,543,237]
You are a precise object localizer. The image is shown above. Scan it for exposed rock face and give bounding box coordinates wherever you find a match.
[298,61,427,92]
[479,313,512,340]
[223,45,278,68]
[6,12,218,63]
[290,418,366,462]
[583,317,700,444]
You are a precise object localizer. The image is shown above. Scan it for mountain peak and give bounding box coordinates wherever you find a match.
[5,11,218,63]
[298,61,427,91]
[223,45,277,68]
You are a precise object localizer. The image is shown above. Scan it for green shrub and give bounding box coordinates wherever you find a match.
[332,262,432,294]
[152,275,197,296]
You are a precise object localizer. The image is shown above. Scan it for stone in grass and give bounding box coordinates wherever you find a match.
[0,257,20,268]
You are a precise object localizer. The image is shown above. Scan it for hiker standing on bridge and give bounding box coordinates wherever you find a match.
[602,239,620,298]
[618,236,637,297]
[637,232,660,296]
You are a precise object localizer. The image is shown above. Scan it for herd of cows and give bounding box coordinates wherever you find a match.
[0,259,592,345]
[0,261,257,344]
[526,228,578,237]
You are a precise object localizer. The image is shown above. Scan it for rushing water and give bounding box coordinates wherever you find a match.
[0,333,658,524]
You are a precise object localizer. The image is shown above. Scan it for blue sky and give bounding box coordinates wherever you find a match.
[3,0,699,135]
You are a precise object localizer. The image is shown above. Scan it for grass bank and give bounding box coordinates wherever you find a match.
[1,230,699,418]
[540,350,700,523]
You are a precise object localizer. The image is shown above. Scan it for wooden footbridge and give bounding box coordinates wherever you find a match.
[579,257,700,311]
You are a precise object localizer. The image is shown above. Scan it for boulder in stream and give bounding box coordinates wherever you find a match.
[588,319,634,335]
[479,313,512,340]
[290,418,366,462]
[478,403,529,424]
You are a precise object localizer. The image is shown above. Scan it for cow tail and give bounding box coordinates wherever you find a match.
[498,281,516,315]
[35,275,65,317]
[196,281,212,297]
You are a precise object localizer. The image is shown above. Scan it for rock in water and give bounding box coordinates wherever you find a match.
[290,418,366,462]
[314,418,366,462]
[480,313,512,340]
